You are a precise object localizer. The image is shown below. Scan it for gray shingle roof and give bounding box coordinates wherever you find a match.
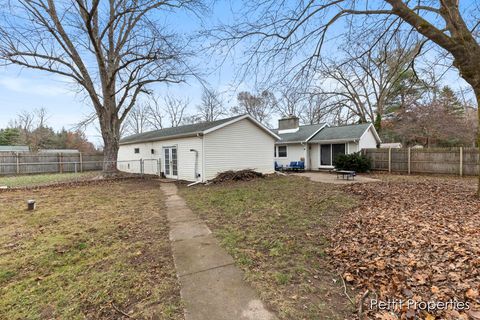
[273,123,326,143]
[120,115,245,145]
[0,145,29,152]
[309,123,372,142]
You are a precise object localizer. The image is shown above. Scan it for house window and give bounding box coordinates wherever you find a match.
[134,148,140,154]
[274,146,276,157]
[278,146,287,157]
[151,149,155,155]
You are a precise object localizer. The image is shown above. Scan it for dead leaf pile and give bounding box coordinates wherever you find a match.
[327,179,480,319]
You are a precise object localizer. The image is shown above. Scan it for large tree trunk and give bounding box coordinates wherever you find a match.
[102,134,119,176]
[474,87,480,197]
[100,106,121,176]
[454,53,480,197]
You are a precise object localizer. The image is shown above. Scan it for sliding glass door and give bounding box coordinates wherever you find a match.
[320,143,346,166]
[321,144,332,166]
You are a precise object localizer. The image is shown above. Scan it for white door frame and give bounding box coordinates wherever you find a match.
[163,146,178,179]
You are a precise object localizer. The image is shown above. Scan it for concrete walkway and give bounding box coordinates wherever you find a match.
[160,183,277,320]
[294,171,379,184]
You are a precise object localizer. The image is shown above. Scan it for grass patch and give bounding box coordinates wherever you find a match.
[179,175,358,320]
[0,171,100,188]
[0,180,182,320]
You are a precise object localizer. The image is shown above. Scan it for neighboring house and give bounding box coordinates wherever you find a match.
[273,116,381,170]
[118,114,280,182]
[380,143,402,149]
[0,146,30,153]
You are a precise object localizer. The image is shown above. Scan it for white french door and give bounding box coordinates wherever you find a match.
[163,147,178,179]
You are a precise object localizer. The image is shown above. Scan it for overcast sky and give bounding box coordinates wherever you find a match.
[0,0,474,147]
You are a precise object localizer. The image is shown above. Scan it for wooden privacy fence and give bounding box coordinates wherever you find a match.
[0,152,104,175]
[364,147,479,176]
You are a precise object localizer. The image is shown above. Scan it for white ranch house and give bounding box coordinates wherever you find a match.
[118,114,280,182]
[273,116,381,170]
[118,114,380,181]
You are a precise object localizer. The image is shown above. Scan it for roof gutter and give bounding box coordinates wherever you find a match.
[275,140,308,145]
[119,131,204,146]
[308,138,359,144]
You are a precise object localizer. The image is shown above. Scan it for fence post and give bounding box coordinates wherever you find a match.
[58,153,63,173]
[459,147,463,177]
[79,152,83,172]
[408,147,411,175]
[140,159,144,176]
[16,152,20,174]
[388,148,392,173]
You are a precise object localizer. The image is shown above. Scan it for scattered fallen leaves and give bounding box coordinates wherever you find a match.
[327,178,480,319]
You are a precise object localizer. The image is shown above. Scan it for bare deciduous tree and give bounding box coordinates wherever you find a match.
[125,103,151,135]
[197,87,226,122]
[0,0,201,174]
[274,88,306,118]
[163,95,190,127]
[233,90,276,125]
[319,37,425,128]
[218,0,480,194]
[146,97,165,130]
[299,94,336,125]
[388,100,476,148]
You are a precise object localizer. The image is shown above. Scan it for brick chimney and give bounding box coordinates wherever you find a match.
[278,115,300,130]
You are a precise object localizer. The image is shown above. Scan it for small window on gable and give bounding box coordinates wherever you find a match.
[278,146,287,157]
[134,148,140,154]
[151,149,155,155]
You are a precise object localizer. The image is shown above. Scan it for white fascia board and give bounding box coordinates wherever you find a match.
[119,132,201,145]
[278,128,300,134]
[203,114,281,140]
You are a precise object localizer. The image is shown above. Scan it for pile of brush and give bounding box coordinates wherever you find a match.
[211,169,263,183]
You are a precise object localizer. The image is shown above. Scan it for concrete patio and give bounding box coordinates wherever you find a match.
[293,171,380,184]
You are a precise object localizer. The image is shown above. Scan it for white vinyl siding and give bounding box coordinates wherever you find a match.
[274,144,306,167]
[203,118,276,180]
[309,144,320,169]
[118,136,203,181]
[359,128,378,149]
[348,142,359,153]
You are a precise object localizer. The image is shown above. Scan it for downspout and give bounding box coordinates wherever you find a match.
[200,132,205,182]
[189,148,199,181]
[301,141,309,170]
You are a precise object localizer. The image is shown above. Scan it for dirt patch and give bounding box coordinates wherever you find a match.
[0,179,183,319]
[328,176,480,320]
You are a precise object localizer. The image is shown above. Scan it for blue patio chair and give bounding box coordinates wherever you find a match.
[274,161,284,171]
[297,161,305,170]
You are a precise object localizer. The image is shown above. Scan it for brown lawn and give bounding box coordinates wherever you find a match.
[0,179,183,320]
